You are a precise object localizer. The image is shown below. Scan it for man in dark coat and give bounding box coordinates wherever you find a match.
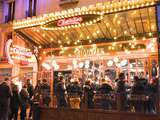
[67,79,82,109]
[131,77,146,112]
[34,80,42,103]
[19,85,29,120]
[56,76,67,108]
[145,78,158,113]
[27,79,34,118]
[41,79,51,107]
[116,73,126,111]
[83,80,94,109]
[99,79,113,109]
[0,77,12,120]
[9,84,20,120]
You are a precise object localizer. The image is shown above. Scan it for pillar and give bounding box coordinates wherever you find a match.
[11,64,20,80]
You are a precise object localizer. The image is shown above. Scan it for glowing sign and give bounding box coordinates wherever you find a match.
[75,47,105,57]
[5,39,33,64]
[11,46,32,57]
[57,17,83,27]
[41,13,103,30]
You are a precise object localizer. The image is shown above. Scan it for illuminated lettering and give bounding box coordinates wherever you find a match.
[76,48,104,57]
[57,17,83,27]
[5,39,33,64]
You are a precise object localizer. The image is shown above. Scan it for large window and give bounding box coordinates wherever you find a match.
[6,1,15,22]
[27,0,37,17]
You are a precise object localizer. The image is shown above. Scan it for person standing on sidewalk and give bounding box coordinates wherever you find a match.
[27,79,34,119]
[9,84,20,120]
[19,85,29,120]
[41,79,51,107]
[0,77,12,120]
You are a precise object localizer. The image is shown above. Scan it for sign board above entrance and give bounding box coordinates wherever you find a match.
[57,16,83,27]
[5,39,33,64]
[41,11,103,30]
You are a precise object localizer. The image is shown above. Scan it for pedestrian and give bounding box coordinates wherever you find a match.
[146,78,158,113]
[27,79,34,119]
[67,78,82,109]
[56,76,67,108]
[83,80,94,109]
[99,78,113,109]
[19,85,29,120]
[41,79,51,107]
[116,73,126,111]
[0,77,12,120]
[9,84,20,120]
[34,80,42,103]
[131,76,145,112]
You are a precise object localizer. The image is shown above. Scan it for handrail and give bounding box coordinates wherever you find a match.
[53,92,159,114]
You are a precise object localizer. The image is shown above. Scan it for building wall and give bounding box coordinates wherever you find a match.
[14,0,28,20]
[0,25,12,57]
[36,0,105,15]
[0,2,3,24]
[0,0,106,56]
[0,0,107,23]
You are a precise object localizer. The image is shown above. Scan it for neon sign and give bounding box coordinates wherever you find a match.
[11,46,32,57]
[76,47,105,57]
[57,17,83,27]
[5,39,33,64]
[41,13,103,30]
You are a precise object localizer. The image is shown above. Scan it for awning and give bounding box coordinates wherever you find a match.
[12,0,159,48]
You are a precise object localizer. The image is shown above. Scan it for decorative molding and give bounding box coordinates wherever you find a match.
[59,0,79,6]
[12,0,158,29]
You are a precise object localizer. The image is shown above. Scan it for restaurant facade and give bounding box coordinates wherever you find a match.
[12,0,160,88]
[0,0,160,119]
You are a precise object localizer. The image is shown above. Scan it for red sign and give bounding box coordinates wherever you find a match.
[42,13,102,30]
[5,39,33,64]
[57,17,83,27]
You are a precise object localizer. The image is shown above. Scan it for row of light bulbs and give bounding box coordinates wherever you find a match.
[12,0,157,29]
[105,0,156,13]
[33,11,155,45]
[36,30,154,47]
[39,38,157,62]
[42,37,152,58]
[41,15,103,30]
[54,32,153,48]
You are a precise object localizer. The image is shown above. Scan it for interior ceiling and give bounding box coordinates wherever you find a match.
[16,7,157,48]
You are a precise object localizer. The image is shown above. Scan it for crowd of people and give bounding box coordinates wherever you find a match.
[0,78,50,120]
[55,73,158,113]
[0,73,158,120]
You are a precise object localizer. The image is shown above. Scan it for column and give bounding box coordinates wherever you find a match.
[11,64,20,80]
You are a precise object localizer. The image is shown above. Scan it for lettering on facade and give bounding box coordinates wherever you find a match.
[42,14,102,30]
[5,39,33,64]
[76,47,105,57]
[57,17,83,27]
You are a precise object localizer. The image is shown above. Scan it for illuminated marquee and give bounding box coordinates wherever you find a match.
[41,12,103,30]
[5,39,33,64]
